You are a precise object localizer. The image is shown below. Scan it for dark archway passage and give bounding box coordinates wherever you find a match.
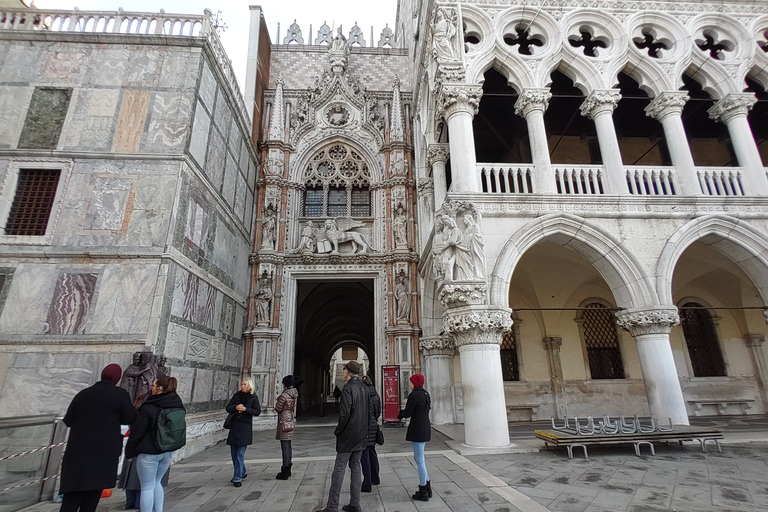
[293,280,374,417]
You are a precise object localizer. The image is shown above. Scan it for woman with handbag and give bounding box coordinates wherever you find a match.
[360,375,382,492]
[274,375,299,480]
[225,378,261,487]
[398,374,432,502]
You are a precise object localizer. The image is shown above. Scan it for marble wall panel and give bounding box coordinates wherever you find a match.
[245,191,254,238]
[247,159,256,186]
[0,265,53,334]
[238,142,249,177]
[222,154,237,207]
[185,194,209,252]
[0,44,42,83]
[187,330,210,362]
[169,366,194,404]
[83,48,128,87]
[45,273,98,335]
[142,91,194,153]
[88,264,156,334]
[234,171,246,225]
[228,372,241,396]
[125,49,161,86]
[213,370,230,400]
[210,222,239,286]
[225,341,240,367]
[84,177,132,231]
[40,48,86,84]
[159,50,199,92]
[198,60,216,111]
[219,301,234,336]
[0,367,92,416]
[192,368,212,402]
[213,91,232,134]
[17,87,73,150]
[0,86,33,149]
[205,128,225,190]
[228,121,241,160]
[188,101,210,168]
[210,337,224,364]
[164,321,188,360]
[118,173,177,248]
[112,90,151,153]
[170,266,217,330]
[59,88,120,151]
[234,307,245,340]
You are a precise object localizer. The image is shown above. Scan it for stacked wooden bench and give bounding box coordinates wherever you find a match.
[534,415,724,459]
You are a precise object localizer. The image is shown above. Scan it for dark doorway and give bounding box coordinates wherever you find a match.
[745,77,767,165]
[680,73,737,166]
[546,70,601,164]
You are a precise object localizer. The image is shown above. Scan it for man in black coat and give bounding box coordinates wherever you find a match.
[60,364,136,512]
[316,361,368,512]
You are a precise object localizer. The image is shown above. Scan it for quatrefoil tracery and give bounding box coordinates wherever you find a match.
[569,27,609,57]
[303,144,370,188]
[633,29,670,59]
[696,31,734,60]
[503,25,545,55]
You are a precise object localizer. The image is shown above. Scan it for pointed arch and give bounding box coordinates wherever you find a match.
[289,136,383,184]
[490,214,657,309]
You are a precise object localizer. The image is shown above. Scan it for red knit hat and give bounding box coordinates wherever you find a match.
[101,363,122,385]
[410,374,425,387]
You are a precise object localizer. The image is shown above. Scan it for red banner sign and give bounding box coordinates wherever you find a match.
[382,365,400,423]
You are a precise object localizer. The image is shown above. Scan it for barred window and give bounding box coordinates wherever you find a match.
[304,187,323,217]
[327,186,348,217]
[351,187,371,216]
[680,302,726,377]
[500,329,520,381]
[5,169,61,236]
[580,303,625,379]
[302,144,371,218]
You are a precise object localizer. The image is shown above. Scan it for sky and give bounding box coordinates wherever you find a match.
[33,0,398,87]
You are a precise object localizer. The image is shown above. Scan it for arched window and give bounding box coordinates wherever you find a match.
[577,302,625,379]
[679,302,726,377]
[302,144,371,217]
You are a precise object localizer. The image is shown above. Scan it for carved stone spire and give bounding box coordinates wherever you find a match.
[390,77,404,142]
[268,74,285,141]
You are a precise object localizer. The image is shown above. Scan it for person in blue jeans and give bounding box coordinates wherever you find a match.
[398,374,432,501]
[125,375,185,512]
[225,378,261,486]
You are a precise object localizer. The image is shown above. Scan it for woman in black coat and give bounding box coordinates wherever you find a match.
[60,364,136,512]
[360,375,381,492]
[398,374,432,502]
[225,378,261,487]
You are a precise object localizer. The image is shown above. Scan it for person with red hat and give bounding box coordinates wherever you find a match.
[398,374,432,501]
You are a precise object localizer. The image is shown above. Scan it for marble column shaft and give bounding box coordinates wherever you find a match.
[515,89,555,194]
[745,334,768,409]
[543,336,567,419]
[581,90,626,195]
[438,85,483,193]
[428,144,450,209]
[419,336,455,425]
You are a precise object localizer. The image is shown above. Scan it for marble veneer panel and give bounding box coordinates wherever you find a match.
[212,90,232,134]
[164,322,188,360]
[0,44,42,83]
[124,49,162,86]
[112,90,151,153]
[213,369,230,400]
[83,177,132,230]
[192,368,213,402]
[224,340,241,367]
[169,366,194,404]
[0,86,34,149]
[17,87,72,149]
[205,127,226,190]
[158,50,200,92]
[188,101,210,168]
[46,272,98,335]
[170,266,220,331]
[235,171,247,225]
[82,48,128,87]
[222,154,237,206]
[59,88,120,151]
[198,60,216,112]
[40,48,86,84]
[87,263,157,334]
[142,91,194,153]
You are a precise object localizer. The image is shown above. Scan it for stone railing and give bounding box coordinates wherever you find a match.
[697,167,745,196]
[478,164,535,193]
[625,166,679,196]
[554,165,604,195]
[0,7,250,129]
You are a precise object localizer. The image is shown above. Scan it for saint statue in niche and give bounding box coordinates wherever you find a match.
[395,271,411,323]
[255,271,274,326]
[432,8,457,61]
[461,211,485,280]
[260,206,277,250]
[393,204,408,249]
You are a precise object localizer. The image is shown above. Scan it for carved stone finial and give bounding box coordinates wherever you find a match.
[514,89,552,118]
[645,92,689,120]
[580,90,622,119]
[268,75,285,140]
[315,22,333,45]
[349,22,366,47]
[378,24,394,47]
[708,92,757,123]
[390,77,404,142]
[615,307,680,337]
[283,20,304,44]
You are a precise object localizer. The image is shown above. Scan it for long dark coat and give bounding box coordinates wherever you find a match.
[398,386,431,442]
[226,391,261,446]
[365,383,382,447]
[335,376,369,453]
[275,387,298,441]
[60,380,136,493]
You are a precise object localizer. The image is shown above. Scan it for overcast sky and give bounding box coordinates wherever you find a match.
[33,0,398,87]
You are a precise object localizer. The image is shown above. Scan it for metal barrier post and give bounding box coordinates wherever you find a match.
[40,416,67,502]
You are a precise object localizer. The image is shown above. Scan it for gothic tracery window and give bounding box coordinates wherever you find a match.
[302,144,371,217]
[578,302,625,379]
[680,302,726,377]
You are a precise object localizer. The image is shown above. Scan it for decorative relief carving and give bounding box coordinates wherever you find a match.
[443,307,512,347]
[432,200,486,283]
[514,89,552,118]
[260,204,277,251]
[435,65,466,88]
[264,157,284,177]
[437,84,483,120]
[615,308,680,337]
[432,7,458,61]
[419,336,455,354]
[325,103,350,127]
[438,283,487,308]
[325,217,375,253]
[290,94,310,131]
[427,144,450,166]
[645,92,689,120]
[393,203,408,249]
[707,93,757,123]
[580,90,622,119]
[329,27,350,74]
[292,220,316,255]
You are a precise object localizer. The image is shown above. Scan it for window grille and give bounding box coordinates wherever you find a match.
[680,302,726,377]
[351,187,371,216]
[581,303,625,379]
[500,329,520,381]
[5,169,61,236]
[303,187,323,217]
[302,144,371,217]
[327,186,347,217]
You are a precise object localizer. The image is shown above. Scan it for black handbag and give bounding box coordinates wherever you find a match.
[375,426,384,445]
[223,412,236,429]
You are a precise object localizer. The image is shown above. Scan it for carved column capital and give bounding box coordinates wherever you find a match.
[438,282,487,308]
[443,305,513,348]
[514,88,552,118]
[745,333,766,348]
[645,91,689,120]
[427,143,450,167]
[580,89,622,119]
[417,177,434,197]
[615,307,680,337]
[542,336,562,351]
[437,84,483,121]
[435,65,466,88]
[419,335,455,356]
[708,92,757,123]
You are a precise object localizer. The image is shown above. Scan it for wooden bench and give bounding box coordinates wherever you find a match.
[687,399,754,416]
[535,425,724,459]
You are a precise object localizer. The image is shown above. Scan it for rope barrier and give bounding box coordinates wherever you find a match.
[0,441,67,462]
[0,473,60,494]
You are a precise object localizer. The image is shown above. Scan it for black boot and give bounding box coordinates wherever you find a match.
[412,485,429,501]
[286,463,292,477]
[426,480,432,498]
[276,466,289,480]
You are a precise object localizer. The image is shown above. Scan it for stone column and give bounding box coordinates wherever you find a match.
[419,335,455,425]
[616,307,689,425]
[745,334,768,409]
[515,89,555,194]
[441,283,512,447]
[542,336,567,419]
[428,144,450,208]
[580,90,626,195]
[708,93,768,196]
[437,84,483,193]
[645,92,702,196]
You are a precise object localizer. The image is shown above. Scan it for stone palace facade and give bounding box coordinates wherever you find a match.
[1,0,767,450]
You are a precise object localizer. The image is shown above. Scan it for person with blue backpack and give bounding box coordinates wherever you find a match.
[125,375,186,512]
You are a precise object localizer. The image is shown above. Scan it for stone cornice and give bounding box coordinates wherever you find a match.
[437,84,483,121]
[580,90,622,119]
[455,0,765,15]
[250,251,420,266]
[708,93,757,123]
[645,92,689,121]
[514,89,552,118]
[615,307,680,336]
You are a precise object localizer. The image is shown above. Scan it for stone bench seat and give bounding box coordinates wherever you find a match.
[506,404,539,421]
[687,399,755,416]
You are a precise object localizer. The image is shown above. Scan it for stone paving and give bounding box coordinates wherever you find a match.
[22,416,768,512]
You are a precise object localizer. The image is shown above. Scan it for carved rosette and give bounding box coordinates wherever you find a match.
[580,90,622,119]
[615,307,680,337]
[645,92,688,120]
[514,89,552,118]
[437,84,483,121]
[707,93,757,123]
[438,282,487,308]
[427,143,450,167]
[443,305,513,348]
[419,335,455,356]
